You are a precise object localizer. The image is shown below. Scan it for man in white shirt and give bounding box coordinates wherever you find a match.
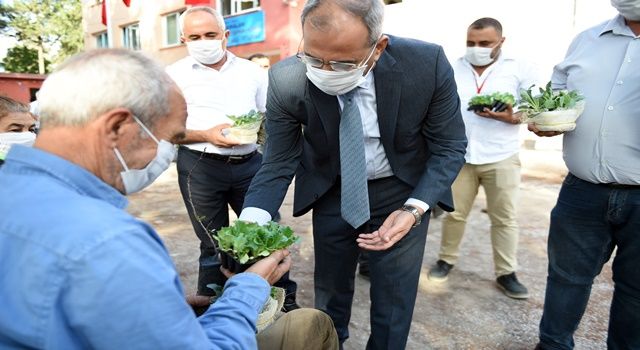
[427,18,538,300]
[166,6,297,309]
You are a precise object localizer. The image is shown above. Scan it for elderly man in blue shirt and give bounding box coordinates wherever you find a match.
[531,0,640,349]
[0,49,337,350]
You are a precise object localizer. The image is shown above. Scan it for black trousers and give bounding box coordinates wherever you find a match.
[312,176,429,350]
[176,147,297,298]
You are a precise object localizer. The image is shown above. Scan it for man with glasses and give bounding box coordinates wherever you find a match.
[239,0,467,348]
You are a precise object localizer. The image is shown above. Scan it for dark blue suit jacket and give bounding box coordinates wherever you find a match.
[244,35,467,218]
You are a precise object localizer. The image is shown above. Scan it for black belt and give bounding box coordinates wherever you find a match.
[601,183,640,190]
[183,147,257,164]
[570,173,639,190]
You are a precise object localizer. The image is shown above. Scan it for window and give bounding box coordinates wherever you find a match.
[219,0,260,16]
[164,11,182,46]
[96,32,109,48]
[122,23,141,50]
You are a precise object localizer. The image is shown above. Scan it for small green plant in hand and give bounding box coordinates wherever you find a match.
[212,221,299,264]
[468,92,515,113]
[227,110,264,128]
[518,82,583,116]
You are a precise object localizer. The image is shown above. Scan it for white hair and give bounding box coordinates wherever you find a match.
[180,6,226,34]
[37,49,172,129]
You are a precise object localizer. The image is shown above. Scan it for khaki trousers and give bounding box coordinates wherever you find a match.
[257,308,339,350]
[438,153,521,277]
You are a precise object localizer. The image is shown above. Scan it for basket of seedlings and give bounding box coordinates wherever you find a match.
[467,92,516,113]
[212,220,299,273]
[226,110,264,144]
[518,82,585,132]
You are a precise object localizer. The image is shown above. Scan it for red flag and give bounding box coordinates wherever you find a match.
[102,0,131,26]
[185,0,211,5]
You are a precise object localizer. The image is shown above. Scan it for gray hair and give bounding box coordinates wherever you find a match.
[180,6,226,34]
[37,49,172,129]
[301,0,384,46]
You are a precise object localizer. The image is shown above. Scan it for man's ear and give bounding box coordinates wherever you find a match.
[98,109,133,148]
[374,35,389,61]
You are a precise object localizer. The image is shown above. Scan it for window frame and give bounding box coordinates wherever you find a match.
[163,11,183,48]
[95,31,109,48]
[122,22,141,50]
[218,0,260,17]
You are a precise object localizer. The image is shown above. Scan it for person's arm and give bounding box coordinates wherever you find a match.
[174,125,241,148]
[63,225,271,349]
[241,63,304,218]
[358,46,467,251]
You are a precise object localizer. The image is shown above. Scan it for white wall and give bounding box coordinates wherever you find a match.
[384,0,617,81]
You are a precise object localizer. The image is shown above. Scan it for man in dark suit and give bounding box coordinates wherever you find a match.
[239,0,467,348]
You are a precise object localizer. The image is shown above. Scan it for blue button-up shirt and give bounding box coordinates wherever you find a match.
[0,146,269,349]
[552,14,640,185]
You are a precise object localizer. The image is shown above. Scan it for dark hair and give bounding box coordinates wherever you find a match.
[0,95,30,121]
[248,53,268,61]
[469,17,503,35]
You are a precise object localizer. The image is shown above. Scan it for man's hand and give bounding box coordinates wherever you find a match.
[528,123,564,137]
[221,249,291,285]
[475,105,521,125]
[205,123,241,147]
[356,210,417,251]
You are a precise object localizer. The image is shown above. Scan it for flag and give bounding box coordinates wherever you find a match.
[185,0,211,5]
[102,0,131,26]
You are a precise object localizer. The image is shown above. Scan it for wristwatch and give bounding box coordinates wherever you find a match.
[400,205,422,227]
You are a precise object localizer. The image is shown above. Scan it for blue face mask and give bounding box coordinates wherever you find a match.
[113,116,176,194]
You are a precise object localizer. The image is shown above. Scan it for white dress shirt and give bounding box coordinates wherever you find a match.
[166,51,267,156]
[453,54,540,165]
[553,15,640,185]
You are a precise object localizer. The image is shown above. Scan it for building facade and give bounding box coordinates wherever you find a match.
[82,0,303,67]
[0,73,45,104]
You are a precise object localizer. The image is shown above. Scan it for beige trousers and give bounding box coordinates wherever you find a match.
[438,153,521,277]
[257,308,339,350]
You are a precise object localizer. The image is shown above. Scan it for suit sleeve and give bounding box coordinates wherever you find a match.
[413,46,467,211]
[242,66,304,216]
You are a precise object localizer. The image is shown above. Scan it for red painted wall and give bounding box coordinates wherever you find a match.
[0,73,45,104]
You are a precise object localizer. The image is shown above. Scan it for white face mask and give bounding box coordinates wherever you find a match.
[113,116,176,195]
[611,0,640,21]
[305,44,377,96]
[464,46,497,67]
[0,132,36,158]
[186,39,226,65]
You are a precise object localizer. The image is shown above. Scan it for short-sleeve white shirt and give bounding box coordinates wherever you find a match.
[166,51,268,155]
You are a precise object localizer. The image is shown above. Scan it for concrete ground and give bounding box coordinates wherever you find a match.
[127,142,614,350]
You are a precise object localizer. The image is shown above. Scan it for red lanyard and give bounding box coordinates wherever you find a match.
[472,69,493,94]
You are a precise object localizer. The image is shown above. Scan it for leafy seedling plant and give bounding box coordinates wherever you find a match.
[518,82,583,118]
[468,92,516,113]
[227,109,264,128]
[212,220,299,267]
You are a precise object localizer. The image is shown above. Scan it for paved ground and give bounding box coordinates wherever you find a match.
[127,145,614,350]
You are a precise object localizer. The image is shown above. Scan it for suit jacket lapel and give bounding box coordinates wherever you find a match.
[374,50,402,149]
[308,80,341,146]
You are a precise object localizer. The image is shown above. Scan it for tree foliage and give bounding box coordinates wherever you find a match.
[1,0,83,73]
[2,45,50,74]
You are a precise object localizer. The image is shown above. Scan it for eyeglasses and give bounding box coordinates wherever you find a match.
[296,41,377,72]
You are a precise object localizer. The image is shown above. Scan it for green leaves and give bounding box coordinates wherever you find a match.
[1,0,83,73]
[518,82,583,115]
[227,110,264,127]
[468,92,515,112]
[213,221,299,264]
